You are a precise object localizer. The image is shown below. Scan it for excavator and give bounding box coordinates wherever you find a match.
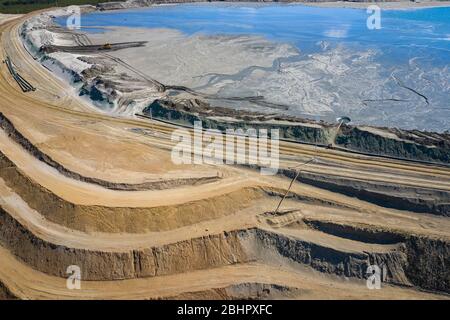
[99,43,112,50]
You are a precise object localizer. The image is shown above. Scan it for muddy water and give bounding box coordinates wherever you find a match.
[57,3,450,131]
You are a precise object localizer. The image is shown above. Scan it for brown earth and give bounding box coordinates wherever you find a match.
[0,10,449,300]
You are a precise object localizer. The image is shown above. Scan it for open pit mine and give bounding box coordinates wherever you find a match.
[0,2,449,301]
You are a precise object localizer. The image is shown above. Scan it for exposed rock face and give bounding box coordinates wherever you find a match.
[239,228,411,286]
[145,98,332,145]
[404,236,450,293]
[338,126,450,164]
[20,8,163,114]
[166,282,304,300]
[0,282,16,300]
[0,112,219,192]
[279,169,450,216]
[3,2,447,301]
[144,98,450,164]
[0,148,265,233]
[303,220,406,245]
[132,232,248,278]
[0,205,250,280]
[20,4,450,165]
[0,199,449,292]
[300,220,450,293]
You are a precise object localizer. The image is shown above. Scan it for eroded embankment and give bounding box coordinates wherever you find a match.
[0,281,16,300]
[0,150,265,232]
[0,205,250,280]
[303,219,405,245]
[144,99,450,164]
[18,7,450,165]
[338,126,450,164]
[18,5,450,164]
[3,104,447,218]
[241,228,408,286]
[145,99,332,145]
[0,203,448,293]
[164,282,303,300]
[301,219,450,293]
[0,112,219,191]
[279,169,450,216]
[405,236,450,293]
[0,141,360,233]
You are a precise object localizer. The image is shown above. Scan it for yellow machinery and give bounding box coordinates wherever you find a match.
[100,43,112,50]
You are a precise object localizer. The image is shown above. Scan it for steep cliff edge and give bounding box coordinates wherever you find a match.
[338,126,450,164]
[143,98,450,164]
[20,5,450,165]
[1,203,448,293]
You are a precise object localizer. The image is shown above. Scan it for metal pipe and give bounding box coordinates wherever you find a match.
[273,158,315,214]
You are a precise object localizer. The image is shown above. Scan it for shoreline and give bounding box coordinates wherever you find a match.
[300,1,450,10]
[16,3,450,163]
[3,1,450,14]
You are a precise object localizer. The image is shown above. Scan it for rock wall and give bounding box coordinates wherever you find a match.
[338,127,450,164]
[0,206,250,280]
[404,236,450,293]
[300,219,450,293]
[279,169,450,216]
[144,99,450,164]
